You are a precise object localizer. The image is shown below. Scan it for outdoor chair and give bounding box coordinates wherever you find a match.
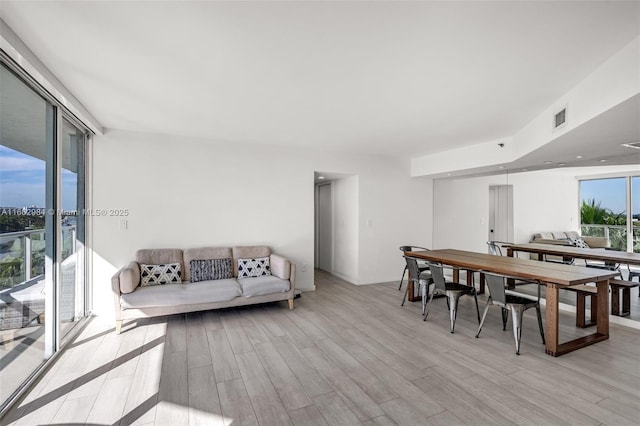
[424,262,480,333]
[475,271,545,355]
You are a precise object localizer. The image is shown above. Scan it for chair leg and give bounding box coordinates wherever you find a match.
[421,281,427,315]
[472,290,480,324]
[401,282,409,306]
[475,299,491,338]
[501,308,509,330]
[398,266,407,291]
[423,287,436,321]
[449,293,459,333]
[535,304,545,344]
[511,305,524,355]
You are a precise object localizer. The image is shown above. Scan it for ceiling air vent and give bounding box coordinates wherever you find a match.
[621,141,640,150]
[553,107,567,130]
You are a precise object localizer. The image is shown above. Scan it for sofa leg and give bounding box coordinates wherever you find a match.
[115,320,122,335]
[288,299,294,310]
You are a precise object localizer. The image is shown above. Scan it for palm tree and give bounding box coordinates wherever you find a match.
[580,199,609,224]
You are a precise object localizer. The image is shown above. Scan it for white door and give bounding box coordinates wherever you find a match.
[317,183,333,272]
[488,185,514,245]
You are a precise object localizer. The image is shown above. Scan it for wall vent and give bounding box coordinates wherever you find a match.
[553,107,567,130]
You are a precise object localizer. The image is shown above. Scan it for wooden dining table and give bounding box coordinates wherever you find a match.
[504,242,640,267]
[405,249,619,356]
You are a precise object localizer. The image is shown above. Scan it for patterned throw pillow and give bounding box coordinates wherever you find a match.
[140,263,182,286]
[190,258,233,282]
[237,257,271,278]
[574,238,590,248]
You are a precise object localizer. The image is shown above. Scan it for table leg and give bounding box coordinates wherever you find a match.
[478,272,485,295]
[546,280,609,356]
[545,283,559,356]
[453,268,459,282]
[596,279,609,337]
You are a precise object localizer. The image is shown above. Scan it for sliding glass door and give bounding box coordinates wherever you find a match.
[0,61,89,411]
[59,119,86,337]
[633,176,639,253]
[580,175,640,252]
[0,63,51,405]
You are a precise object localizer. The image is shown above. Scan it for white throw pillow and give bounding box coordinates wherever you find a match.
[140,263,182,286]
[237,257,271,278]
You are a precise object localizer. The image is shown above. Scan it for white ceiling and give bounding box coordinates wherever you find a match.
[1,1,639,165]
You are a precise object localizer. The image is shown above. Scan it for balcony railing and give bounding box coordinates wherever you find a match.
[581,223,640,253]
[0,226,76,289]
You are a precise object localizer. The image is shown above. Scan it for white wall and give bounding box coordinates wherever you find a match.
[433,170,580,253]
[433,165,640,253]
[332,176,359,283]
[91,130,433,317]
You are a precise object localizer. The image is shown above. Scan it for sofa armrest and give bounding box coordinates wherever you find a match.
[270,254,291,280]
[119,261,141,294]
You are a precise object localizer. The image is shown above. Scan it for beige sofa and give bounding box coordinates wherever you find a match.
[530,231,610,248]
[530,231,610,264]
[111,245,295,334]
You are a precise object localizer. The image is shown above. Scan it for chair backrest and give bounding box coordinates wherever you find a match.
[403,256,421,282]
[400,245,429,253]
[484,273,507,305]
[487,241,503,256]
[426,262,447,292]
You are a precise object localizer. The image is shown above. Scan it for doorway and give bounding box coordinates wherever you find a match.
[488,185,514,245]
[316,182,333,272]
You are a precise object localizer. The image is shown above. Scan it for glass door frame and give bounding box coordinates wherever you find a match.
[0,52,93,415]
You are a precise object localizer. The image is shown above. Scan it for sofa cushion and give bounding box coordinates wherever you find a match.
[238,276,290,297]
[565,231,581,240]
[140,263,182,286]
[120,261,140,294]
[233,246,271,276]
[534,232,555,240]
[189,258,233,282]
[184,247,232,282]
[136,249,184,278]
[237,257,271,278]
[120,278,241,309]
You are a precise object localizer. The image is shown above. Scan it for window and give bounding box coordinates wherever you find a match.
[580,175,639,252]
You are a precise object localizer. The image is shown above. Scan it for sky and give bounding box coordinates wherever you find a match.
[580,177,640,215]
[0,145,77,210]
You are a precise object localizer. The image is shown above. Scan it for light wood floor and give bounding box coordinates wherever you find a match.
[3,270,640,425]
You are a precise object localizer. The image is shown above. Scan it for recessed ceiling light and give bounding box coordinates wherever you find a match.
[498,166,505,169]
[557,163,566,166]
[522,168,528,172]
[544,161,553,165]
[318,176,325,180]
[599,159,607,163]
[447,173,452,176]
[576,155,583,159]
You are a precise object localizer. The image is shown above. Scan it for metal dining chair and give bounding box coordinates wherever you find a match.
[402,256,433,315]
[475,271,545,355]
[424,261,480,333]
[398,246,430,291]
[487,241,504,256]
